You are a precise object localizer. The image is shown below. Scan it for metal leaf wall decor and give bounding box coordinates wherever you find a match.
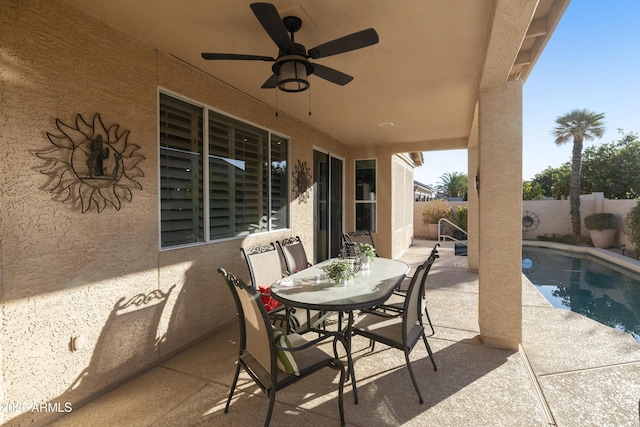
[292,160,312,203]
[36,113,145,213]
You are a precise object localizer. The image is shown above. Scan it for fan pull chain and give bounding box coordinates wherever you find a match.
[308,87,312,116]
[275,89,279,117]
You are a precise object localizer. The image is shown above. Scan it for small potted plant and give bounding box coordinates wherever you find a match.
[323,259,355,284]
[359,243,376,270]
[584,212,618,249]
[421,200,452,240]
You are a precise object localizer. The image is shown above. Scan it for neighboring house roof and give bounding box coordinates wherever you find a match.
[414,180,434,192]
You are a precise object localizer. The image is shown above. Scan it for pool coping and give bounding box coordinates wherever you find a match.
[523,240,640,274]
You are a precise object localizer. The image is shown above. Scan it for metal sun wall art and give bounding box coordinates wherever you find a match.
[292,159,312,203]
[37,113,144,213]
[522,210,540,232]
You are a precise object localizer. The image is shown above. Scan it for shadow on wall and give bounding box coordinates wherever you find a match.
[70,286,177,393]
[161,261,234,352]
[5,286,176,427]
[4,243,240,427]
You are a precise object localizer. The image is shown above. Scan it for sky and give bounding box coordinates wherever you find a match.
[414,0,640,187]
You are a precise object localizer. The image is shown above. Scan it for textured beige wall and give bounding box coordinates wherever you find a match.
[413,200,466,238]
[477,81,523,349]
[414,195,637,253]
[522,195,637,248]
[0,1,346,424]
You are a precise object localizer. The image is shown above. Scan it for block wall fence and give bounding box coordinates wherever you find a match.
[414,192,637,251]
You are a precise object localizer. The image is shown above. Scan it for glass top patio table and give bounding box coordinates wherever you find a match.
[270,257,409,405]
[270,257,409,311]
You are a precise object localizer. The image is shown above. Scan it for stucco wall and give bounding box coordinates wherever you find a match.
[413,200,466,238]
[522,193,636,248]
[1,1,349,424]
[413,194,637,250]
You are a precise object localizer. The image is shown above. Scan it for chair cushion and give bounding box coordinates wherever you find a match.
[258,285,282,312]
[272,328,300,375]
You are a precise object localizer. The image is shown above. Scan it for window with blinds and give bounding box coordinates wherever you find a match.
[159,94,204,247]
[160,92,289,248]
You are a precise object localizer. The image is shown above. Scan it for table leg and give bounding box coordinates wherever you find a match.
[285,306,295,333]
[331,311,358,405]
[346,311,358,404]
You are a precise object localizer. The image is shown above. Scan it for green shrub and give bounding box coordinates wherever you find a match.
[448,205,468,239]
[584,212,617,230]
[421,200,452,224]
[623,200,640,258]
[448,206,468,230]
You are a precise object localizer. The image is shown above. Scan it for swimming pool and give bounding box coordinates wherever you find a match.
[522,245,640,345]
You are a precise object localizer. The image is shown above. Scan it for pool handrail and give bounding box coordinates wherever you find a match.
[437,217,468,244]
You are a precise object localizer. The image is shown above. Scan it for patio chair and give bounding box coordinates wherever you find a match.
[218,268,346,427]
[352,262,437,404]
[242,243,317,332]
[276,236,312,275]
[343,230,378,256]
[277,237,332,330]
[372,243,440,335]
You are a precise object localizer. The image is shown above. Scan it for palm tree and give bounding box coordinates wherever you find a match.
[551,109,605,236]
[435,171,468,199]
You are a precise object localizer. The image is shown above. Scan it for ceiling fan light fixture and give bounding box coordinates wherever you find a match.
[275,55,312,92]
[202,4,379,93]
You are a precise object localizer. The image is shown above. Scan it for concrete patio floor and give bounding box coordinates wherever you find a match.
[50,240,640,426]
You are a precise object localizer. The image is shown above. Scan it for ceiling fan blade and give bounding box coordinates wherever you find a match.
[250,3,293,51]
[308,28,379,59]
[201,53,275,61]
[261,74,279,88]
[311,64,354,86]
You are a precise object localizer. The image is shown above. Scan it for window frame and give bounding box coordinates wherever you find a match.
[354,158,377,232]
[158,88,290,250]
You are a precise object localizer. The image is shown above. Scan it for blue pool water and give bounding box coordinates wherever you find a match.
[522,246,640,345]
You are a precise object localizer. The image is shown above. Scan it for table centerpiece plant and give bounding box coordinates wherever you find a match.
[359,243,376,270]
[323,259,355,284]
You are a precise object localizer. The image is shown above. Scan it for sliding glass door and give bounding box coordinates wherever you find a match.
[313,150,343,262]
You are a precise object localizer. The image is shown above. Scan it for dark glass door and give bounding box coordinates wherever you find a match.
[313,150,343,262]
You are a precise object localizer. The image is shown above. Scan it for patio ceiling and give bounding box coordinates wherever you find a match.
[64,0,569,149]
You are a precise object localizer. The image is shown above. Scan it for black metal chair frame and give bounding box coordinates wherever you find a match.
[241,243,291,325]
[242,243,318,333]
[219,268,346,427]
[276,236,312,275]
[352,263,437,404]
[342,230,378,256]
[368,243,440,335]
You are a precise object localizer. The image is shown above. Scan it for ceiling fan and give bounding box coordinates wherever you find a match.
[201,2,379,93]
